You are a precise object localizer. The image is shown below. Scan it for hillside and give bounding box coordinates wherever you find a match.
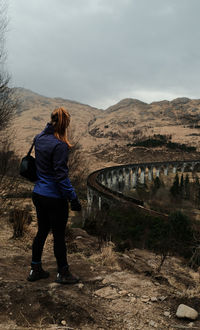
[12,88,200,172]
[13,88,104,171]
[1,201,200,329]
[1,89,200,329]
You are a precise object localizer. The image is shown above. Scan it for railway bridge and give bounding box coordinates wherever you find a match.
[87,160,200,218]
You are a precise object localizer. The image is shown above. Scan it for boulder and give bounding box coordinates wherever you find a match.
[176,304,198,320]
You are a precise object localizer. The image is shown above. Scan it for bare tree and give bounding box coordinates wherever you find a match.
[0,1,19,190]
[0,1,18,133]
[0,1,7,59]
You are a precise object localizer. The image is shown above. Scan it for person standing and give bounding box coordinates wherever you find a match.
[27,107,81,284]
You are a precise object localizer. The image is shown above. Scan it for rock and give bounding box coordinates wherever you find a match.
[77,283,84,289]
[141,296,150,303]
[102,278,109,284]
[48,283,59,289]
[122,254,131,259]
[176,304,198,320]
[149,320,157,328]
[159,296,167,301]
[128,292,134,297]
[93,276,103,281]
[61,320,67,326]
[94,286,119,299]
[119,290,128,296]
[188,322,194,328]
[164,311,170,317]
[151,297,157,302]
[87,276,103,282]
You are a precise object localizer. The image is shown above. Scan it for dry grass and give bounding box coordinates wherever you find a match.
[9,207,32,238]
[89,241,121,270]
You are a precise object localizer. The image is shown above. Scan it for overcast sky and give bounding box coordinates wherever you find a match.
[6,0,200,109]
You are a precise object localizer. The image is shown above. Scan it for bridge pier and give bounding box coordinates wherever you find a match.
[172,166,177,174]
[132,169,138,188]
[164,166,168,176]
[139,167,145,184]
[87,160,200,216]
[148,166,153,181]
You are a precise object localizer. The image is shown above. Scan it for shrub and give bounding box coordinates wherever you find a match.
[84,206,194,268]
[126,133,196,152]
[9,208,32,238]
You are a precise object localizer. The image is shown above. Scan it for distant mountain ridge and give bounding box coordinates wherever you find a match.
[12,88,200,171]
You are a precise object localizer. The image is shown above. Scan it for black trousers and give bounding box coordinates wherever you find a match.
[32,192,69,270]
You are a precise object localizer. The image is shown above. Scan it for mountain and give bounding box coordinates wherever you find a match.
[12,88,104,170]
[12,88,200,171]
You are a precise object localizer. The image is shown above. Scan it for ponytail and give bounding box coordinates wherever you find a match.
[51,107,72,147]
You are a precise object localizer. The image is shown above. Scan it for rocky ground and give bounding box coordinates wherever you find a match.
[1,198,200,330]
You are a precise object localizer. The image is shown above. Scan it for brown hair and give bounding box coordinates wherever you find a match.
[51,107,72,147]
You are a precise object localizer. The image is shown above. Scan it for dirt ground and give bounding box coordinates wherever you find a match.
[1,200,200,330]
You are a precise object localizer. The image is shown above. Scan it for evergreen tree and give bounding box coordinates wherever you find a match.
[197,186,200,209]
[180,174,184,198]
[184,174,190,200]
[195,176,199,186]
[195,176,200,207]
[170,173,180,197]
[152,176,161,194]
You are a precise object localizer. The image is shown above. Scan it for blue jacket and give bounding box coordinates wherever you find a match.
[33,123,77,200]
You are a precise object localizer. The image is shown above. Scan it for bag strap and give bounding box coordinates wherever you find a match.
[27,139,35,156]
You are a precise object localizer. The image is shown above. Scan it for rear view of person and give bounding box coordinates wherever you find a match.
[27,107,81,284]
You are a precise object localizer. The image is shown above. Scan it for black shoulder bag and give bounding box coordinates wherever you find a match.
[19,139,38,182]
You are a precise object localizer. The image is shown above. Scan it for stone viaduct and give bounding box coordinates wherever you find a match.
[87,160,200,218]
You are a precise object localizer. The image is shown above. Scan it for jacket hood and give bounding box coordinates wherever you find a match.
[44,123,54,134]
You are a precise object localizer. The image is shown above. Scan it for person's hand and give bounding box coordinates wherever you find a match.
[70,198,82,211]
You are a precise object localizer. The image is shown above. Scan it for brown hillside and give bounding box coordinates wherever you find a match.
[1,204,200,329]
[13,89,200,172]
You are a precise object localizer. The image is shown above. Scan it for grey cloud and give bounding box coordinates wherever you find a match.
[6,0,200,108]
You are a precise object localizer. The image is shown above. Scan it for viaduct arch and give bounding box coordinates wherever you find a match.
[87,160,200,218]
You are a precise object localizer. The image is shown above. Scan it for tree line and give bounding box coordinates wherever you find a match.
[170,173,200,208]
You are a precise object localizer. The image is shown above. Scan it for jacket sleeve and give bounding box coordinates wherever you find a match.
[52,142,77,200]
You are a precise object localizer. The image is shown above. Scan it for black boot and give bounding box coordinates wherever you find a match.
[56,266,79,284]
[27,263,50,282]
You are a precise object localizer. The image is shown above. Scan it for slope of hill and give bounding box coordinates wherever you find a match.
[2,89,200,329]
[12,88,105,170]
[12,88,200,172]
[1,205,200,329]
